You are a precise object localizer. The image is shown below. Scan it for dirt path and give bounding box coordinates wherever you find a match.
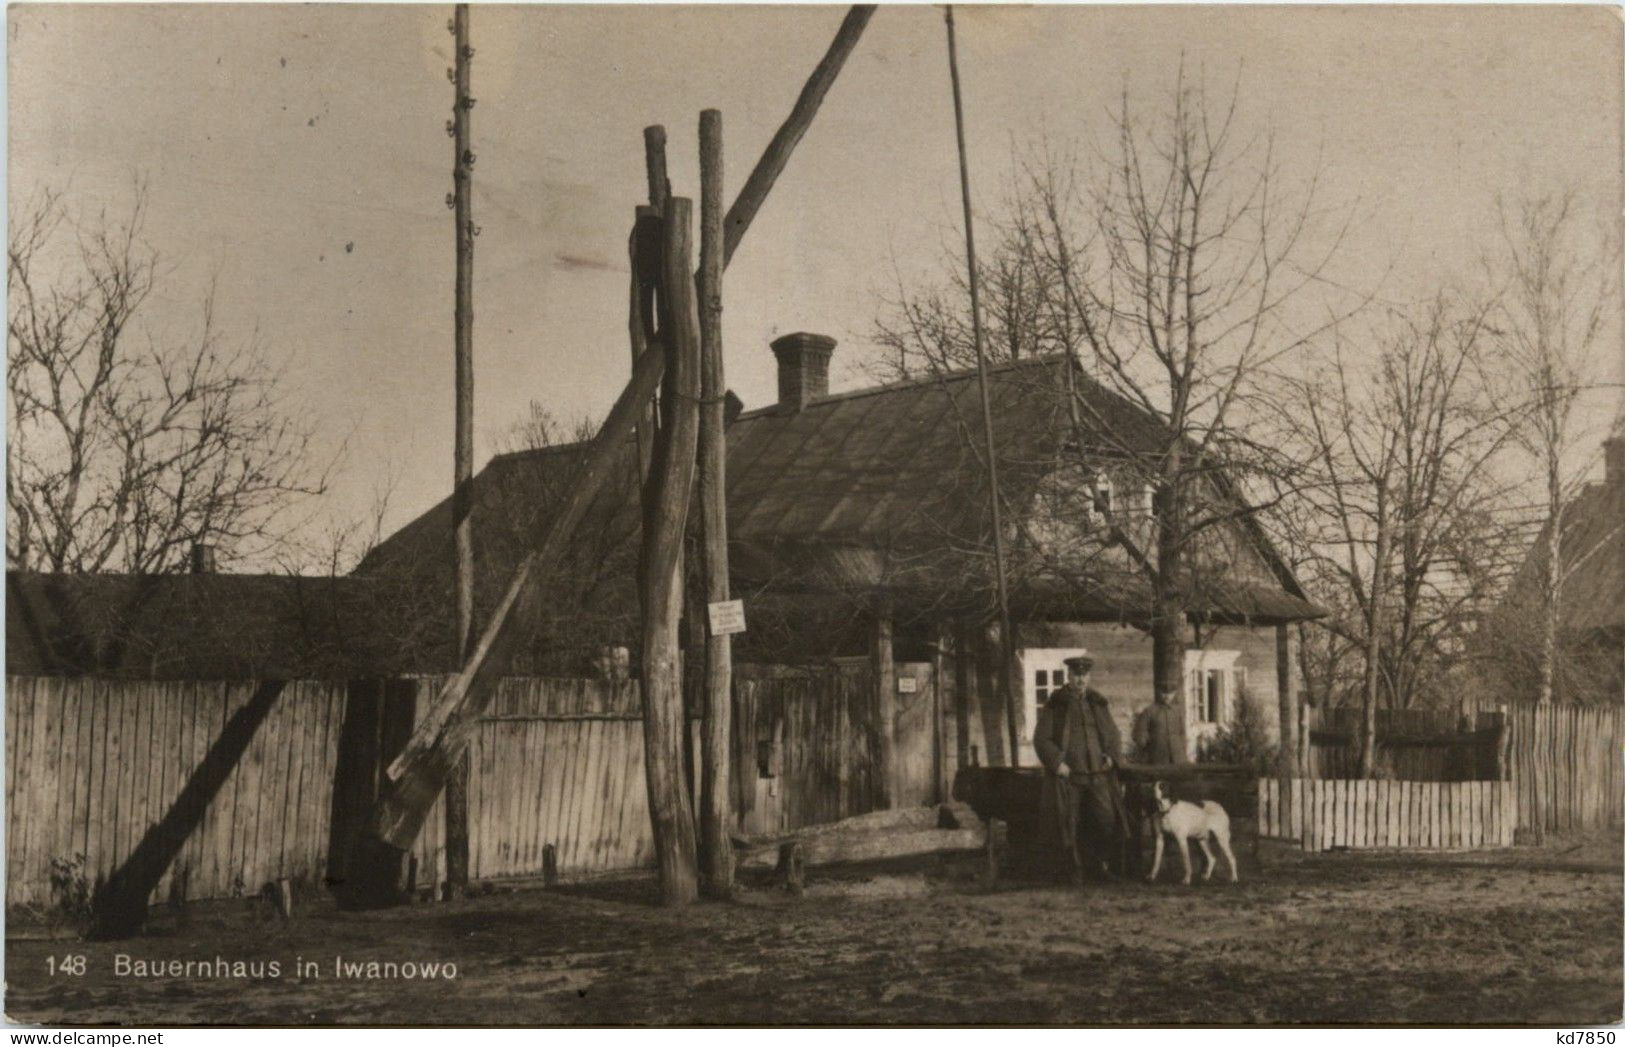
[6,838,1620,1026]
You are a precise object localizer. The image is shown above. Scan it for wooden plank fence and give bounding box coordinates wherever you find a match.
[5,675,348,911]
[1479,701,1623,835]
[7,665,890,911]
[1305,705,1504,781]
[1258,778,1516,851]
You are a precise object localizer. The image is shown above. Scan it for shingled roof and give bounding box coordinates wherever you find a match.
[358,354,1321,661]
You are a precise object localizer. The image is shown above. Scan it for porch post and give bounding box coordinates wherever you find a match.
[871,605,896,809]
[932,626,951,803]
[1276,623,1299,778]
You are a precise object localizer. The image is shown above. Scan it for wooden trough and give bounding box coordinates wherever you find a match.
[732,803,987,890]
[952,763,1260,881]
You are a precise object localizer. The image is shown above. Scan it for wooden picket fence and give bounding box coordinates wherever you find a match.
[1258,778,1516,851]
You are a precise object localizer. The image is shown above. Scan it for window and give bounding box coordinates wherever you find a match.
[1033,667,1068,705]
[1184,650,1241,726]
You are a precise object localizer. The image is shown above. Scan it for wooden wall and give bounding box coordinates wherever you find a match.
[5,675,348,911]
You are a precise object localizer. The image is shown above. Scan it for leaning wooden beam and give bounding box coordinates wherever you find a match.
[374,343,667,849]
[641,196,703,905]
[721,4,876,265]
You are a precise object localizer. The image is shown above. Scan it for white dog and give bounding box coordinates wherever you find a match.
[1145,780,1239,885]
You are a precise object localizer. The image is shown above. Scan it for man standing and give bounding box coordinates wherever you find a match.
[1132,688,1190,765]
[1033,654,1127,883]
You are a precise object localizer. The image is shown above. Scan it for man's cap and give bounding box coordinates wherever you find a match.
[1062,654,1094,672]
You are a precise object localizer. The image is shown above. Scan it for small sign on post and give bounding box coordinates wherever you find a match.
[707,598,746,636]
[897,676,918,694]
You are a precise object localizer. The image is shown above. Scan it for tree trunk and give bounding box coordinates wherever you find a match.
[1150,481,1189,754]
[695,109,734,899]
[1537,461,1562,704]
[638,197,702,906]
[1360,518,1391,779]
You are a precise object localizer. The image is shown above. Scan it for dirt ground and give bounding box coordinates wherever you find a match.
[6,833,1621,1027]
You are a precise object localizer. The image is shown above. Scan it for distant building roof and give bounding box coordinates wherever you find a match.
[1505,476,1625,636]
[6,571,444,680]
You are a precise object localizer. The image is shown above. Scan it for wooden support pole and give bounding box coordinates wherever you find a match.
[364,0,872,867]
[871,608,896,808]
[722,5,875,266]
[632,127,667,486]
[640,196,703,906]
[446,0,474,895]
[696,108,735,899]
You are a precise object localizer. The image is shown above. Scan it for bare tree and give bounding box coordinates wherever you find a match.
[1491,190,1620,704]
[7,187,327,573]
[874,72,1355,717]
[1281,294,1518,774]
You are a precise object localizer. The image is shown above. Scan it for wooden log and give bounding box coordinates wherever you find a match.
[722,5,876,265]
[640,196,703,906]
[695,109,735,900]
[741,826,985,871]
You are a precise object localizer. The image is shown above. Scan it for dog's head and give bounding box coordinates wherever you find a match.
[1150,780,1174,815]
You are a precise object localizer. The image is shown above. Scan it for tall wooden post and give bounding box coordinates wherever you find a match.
[944,6,1019,766]
[446,1,474,892]
[696,109,735,897]
[640,197,703,906]
[871,607,896,808]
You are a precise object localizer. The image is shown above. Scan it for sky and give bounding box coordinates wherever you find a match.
[8,3,1623,560]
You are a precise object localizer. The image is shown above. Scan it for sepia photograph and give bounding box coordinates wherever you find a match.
[3,1,1622,1029]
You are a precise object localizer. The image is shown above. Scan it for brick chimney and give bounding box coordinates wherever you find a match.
[189,542,217,574]
[770,332,835,411]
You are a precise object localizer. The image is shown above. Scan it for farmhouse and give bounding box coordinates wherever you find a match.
[362,334,1323,766]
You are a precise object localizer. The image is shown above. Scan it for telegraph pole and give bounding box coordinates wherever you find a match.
[945,6,1020,767]
[447,1,475,891]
